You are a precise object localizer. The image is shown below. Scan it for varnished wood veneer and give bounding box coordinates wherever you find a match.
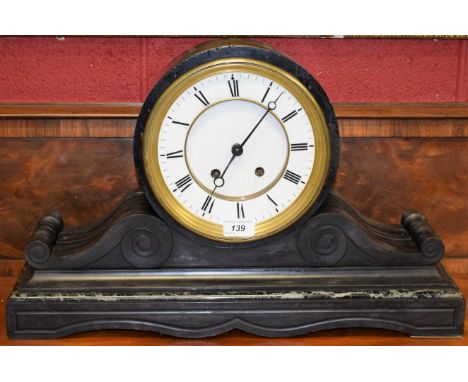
[0,138,466,262]
[0,103,467,277]
[0,103,142,118]
[1,102,467,119]
[1,103,467,138]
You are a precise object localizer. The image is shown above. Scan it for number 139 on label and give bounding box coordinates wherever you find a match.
[223,220,255,238]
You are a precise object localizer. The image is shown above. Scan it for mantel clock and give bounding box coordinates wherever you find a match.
[6,39,464,339]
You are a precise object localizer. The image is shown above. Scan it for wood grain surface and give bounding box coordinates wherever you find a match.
[0,103,141,118]
[339,118,468,137]
[1,118,467,138]
[0,118,135,138]
[1,274,467,345]
[0,103,466,276]
[1,102,468,119]
[337,138,468,261]
[0,138,466,266]
[0,138,138,263]
[1,103,467,139]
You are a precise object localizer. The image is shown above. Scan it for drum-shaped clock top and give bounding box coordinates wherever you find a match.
[135,41,339,244]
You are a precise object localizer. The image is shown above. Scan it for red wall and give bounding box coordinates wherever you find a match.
[0,37,467,103]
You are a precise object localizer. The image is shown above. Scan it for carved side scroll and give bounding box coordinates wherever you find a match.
[298,192,444,266]
[25,192,172,269]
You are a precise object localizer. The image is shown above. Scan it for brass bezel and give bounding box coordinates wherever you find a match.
[143,58,331,243]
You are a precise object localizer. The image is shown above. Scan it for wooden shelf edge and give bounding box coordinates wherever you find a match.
[0,103,142,118]
[0,102,467,119]
[334,103,468,119]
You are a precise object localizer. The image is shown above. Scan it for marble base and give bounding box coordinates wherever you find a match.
[6,264,465,339]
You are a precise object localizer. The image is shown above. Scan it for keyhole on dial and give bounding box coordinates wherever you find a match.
[255,167,265,177]
[211,169,221,179]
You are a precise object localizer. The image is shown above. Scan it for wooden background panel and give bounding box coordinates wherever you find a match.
[1,102,468,118]
[0,260,24,277]
[339,118,468,138]
[0,138,137,261]
[1,103,467,139]
[0,118,136,138]
[0,104,466,275]
[0,136,466,267]
[1,117,467,139]
[337,138,468,260]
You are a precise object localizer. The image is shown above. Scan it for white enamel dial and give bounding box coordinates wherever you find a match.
[156,71,316,228]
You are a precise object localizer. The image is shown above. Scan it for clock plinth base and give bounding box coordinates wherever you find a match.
[7,190,465,339]
[7,263,464,339]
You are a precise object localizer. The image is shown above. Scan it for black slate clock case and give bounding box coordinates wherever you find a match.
[6,39,465,339]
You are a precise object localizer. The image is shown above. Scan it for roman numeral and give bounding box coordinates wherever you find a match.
[267,194,279,213]
[261,81,273,103]
[283,170,301,185]
[174,174,192,192]
[290,143,308,151]
[172,121,190,126]
[228,75,239,97]
[281,109,301,123]
[165,149,183,159]
[237,202,245,219]
[193,87,209,106]
[201,195,215,215]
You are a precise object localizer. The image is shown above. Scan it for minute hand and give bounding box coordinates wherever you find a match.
[240,91,283,148]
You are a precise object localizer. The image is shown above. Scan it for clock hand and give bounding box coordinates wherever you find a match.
[240,91,283,148]
[211,91,284,194]
[210,151,235,195]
